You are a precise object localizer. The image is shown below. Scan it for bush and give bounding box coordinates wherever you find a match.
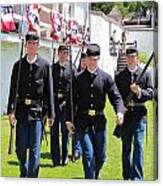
[138,51,148,64]
[139,51,155,67]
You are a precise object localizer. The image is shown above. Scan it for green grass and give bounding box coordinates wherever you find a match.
[1,101,157,180]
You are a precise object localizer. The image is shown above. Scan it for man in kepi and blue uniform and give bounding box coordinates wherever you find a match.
[66,43,125,179]
[51,45,76,166]
[7,31,55,177]
[115,48,154,180]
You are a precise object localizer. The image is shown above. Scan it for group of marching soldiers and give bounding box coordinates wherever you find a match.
[7,31,154,180]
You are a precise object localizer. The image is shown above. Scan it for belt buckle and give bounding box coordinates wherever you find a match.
[88,109,96,116]
[58,93,63,98]
[25,98,32,105]
[128,101,134,107]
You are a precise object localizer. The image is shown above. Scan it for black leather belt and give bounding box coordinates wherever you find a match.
[80,109,104,117]
[127,102,145,107]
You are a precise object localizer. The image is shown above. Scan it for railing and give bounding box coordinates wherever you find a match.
[109,40,137,57]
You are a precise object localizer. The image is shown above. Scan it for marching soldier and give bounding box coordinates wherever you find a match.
[50,45,75,166]
[7,31,55,177]
[66,43,125,179]
[115,48,154,180]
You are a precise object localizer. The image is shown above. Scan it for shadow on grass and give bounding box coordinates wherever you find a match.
[8,160,54,168]
[7,160,19,166]
[71,177,83,179]
[39,163,53,168]
[46,131,50,135]
[41,152,51,159]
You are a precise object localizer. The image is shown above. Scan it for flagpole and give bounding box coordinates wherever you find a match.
[88,2,91,42]
[74,3,88,69]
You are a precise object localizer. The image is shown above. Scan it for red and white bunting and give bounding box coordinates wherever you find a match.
[1,5,16,32]
[50,11,63,42]
[66,19,79,45]
[26,4,41,36]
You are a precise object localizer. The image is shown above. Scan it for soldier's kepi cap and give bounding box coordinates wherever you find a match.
[58,45,69,52]
[25,31,39,42]
[126,47,138,55]
[86,44,100,59]
[80,52,87,59]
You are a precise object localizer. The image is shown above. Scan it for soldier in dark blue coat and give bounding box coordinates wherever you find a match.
[7,32,55,177]
[115,48,154,180]
[51,45,76,166]
[66,43,125,179]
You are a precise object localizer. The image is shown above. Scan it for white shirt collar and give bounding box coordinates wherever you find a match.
[87,67,98,74]
[128,65,138,73]
[27,55,37,64]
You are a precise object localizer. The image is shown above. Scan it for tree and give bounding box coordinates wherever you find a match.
[91,2,157,19]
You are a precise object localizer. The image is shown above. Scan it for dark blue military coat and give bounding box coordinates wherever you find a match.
[115,66,154,123]
[7,54,55,121]
[69,68,125,131]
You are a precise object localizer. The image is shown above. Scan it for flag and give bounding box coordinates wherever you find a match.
[26,4,41,36]
[66,19,79,45]
[1,5,16,32]
[50,11,63,42]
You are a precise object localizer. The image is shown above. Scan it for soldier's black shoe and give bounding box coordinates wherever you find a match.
[52,161,60,167]
[72,152,81,162]
[75,152,81,160]
[20,173,27,178]
[62,157,68,166]
[95,171,100,179]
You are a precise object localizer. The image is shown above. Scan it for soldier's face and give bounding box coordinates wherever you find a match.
[80,58,87,70]
[87,56,100,70]
[127,53,139,69]
[58,50,68,63]
[26,40,39,55]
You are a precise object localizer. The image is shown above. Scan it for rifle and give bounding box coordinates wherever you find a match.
[8,5,28,154]
[8,126,15,155]
[42,117,48,146]
[8,38,24,154]
[41,40,56,146]
[74,8,88,69]
[68,45,76,161]
[52,48,56,64]
[113,52,155,138]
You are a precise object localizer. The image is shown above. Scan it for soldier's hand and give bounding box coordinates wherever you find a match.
[65,121,75,135]
[130,83,141,97]
[47,118,54,127]
[8,113,17,127]
[116,112,124,126]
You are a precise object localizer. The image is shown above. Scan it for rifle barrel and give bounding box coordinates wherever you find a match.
[8,39,24,154]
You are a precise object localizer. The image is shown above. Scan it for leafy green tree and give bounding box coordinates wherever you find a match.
[91,1,157,19]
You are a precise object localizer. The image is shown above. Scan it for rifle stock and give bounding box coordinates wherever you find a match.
[8,126,15,155]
